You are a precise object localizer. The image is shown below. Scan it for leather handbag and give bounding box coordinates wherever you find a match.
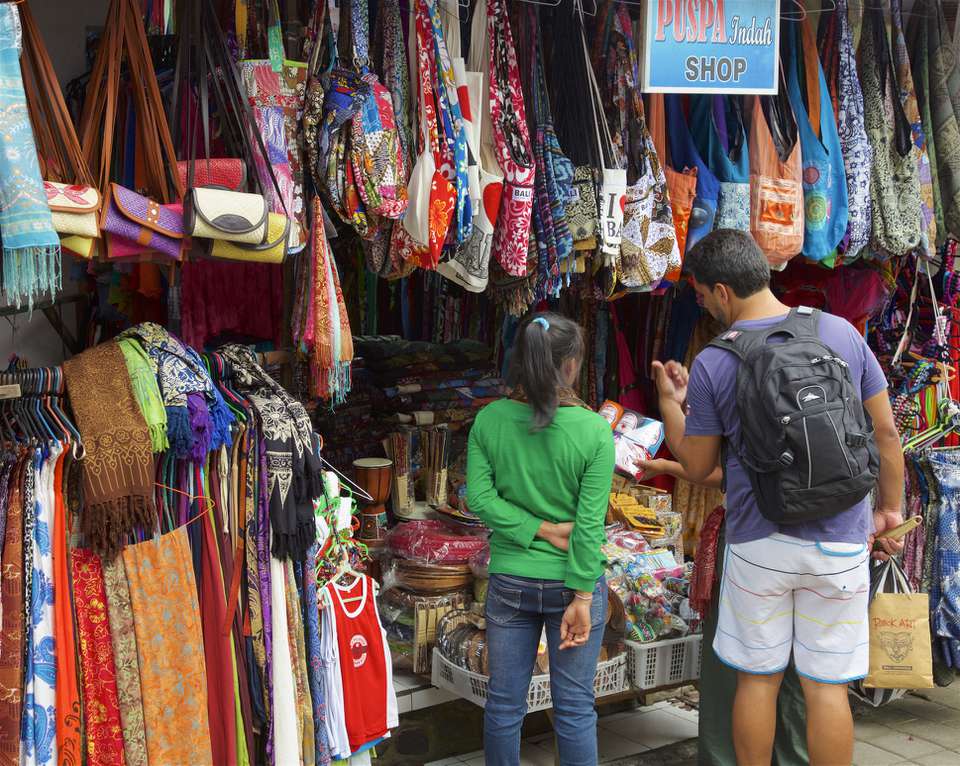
[101,183,185,261]
[44,181,100,237]
[184,187,269,244]
[176,160,246,193]
[208,213,290,264]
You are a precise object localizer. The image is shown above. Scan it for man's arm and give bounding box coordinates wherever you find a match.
[637,457,723,489]
[653,360,722,484]
[863,391,905,556]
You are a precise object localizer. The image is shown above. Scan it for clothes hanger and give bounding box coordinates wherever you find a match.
[316,434,375,502]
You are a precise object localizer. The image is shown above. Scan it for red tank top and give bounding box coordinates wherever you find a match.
[327,575,392,752]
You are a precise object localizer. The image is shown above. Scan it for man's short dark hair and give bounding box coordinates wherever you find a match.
[683,229,771,298]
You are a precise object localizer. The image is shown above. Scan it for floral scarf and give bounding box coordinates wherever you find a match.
[72,549,127,766]
[0,4,60,310]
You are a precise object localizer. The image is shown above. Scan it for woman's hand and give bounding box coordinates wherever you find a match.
[536,521,574,551]
[559,595,593,650]
[635,457,671,480]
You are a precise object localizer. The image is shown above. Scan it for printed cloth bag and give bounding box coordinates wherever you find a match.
[784,17,848,262]
[892,0,936,253]
[689,95,749,232]
[240,52,308,253]
[747,92,804,266]
[820,0,872,260]
[348,0,408,220]
[487,0,535,277]
[567,166,599,249]
[859,4,922,258]
[648,93,696,284]
[907,0,960,243]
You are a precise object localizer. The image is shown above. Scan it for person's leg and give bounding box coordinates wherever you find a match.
[697,574,738,766]
[798,676,854,766]
[484,574,543,766]
[733,670,785,764]
[772,663,809,766]
[543,578,606,766]
[713,538,796,765]
[791,541,870,766]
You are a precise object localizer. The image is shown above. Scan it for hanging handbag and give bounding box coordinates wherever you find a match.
[175,160,246,193]
[101,183,185,261]
[437,0,503,291]
[44,181,100,238]
[890,0,936,253]
[487,0,534,277]
[184,188,269,244]
[648,93,695,284]
[859,4,922,258]
[208,212,290,264]
[784,17,849,262]
[348,0,408,220]
[748,85,805,266]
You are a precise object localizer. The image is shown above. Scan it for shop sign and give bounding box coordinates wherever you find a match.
[641,0,780,94]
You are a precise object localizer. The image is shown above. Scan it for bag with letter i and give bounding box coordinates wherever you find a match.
[851,557,933,704]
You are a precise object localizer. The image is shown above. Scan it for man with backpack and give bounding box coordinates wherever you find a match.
[655,229,904,766]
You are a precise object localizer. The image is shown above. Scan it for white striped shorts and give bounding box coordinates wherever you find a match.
[714,533,870,684]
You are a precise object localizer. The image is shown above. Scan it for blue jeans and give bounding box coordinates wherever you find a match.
[484,573,607,766]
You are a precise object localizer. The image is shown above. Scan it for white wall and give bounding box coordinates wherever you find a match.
[0,0,109,367]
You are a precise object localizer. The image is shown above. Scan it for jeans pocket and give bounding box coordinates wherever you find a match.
[486,579,523,627]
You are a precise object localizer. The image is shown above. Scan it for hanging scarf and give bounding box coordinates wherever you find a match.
[22,446,61,766]
[72,549,127,766]
[690,506,725,616]
[220,345,321,561]
[0,457,26,766]
[310,199,354,404]
[119,338,168,452]
[102,556,148,766]
[123,528,213,766]
[119,323,234,460]
[0,5,60,310]
[63,342,155,557]
[487,0,534,277]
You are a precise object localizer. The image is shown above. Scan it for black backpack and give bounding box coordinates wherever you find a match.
[708,307,880,524]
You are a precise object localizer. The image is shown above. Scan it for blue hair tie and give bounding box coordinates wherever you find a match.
[532,317,550,331]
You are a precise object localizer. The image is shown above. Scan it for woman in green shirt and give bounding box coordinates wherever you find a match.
[467,313,615,766]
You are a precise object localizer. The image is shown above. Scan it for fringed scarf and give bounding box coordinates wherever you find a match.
[119,323,234,460]
[118,338,168,452]
[0,4,60,310]
[220,345,321,561]
[63,342,155,557]
[310,198,354,405]
[690,506,725,617]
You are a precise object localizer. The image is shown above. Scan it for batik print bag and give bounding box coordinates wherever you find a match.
[859,4,921,258]
[689,95,750,232]
[348,0,408,220]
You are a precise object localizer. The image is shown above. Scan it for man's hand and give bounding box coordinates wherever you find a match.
[651,360,689,407]
[559,597,593,650]
[869,509,905,561]
[536,521,574,552]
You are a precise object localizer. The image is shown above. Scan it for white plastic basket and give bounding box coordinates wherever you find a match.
[626,635,703,690]
[431,649,628,712]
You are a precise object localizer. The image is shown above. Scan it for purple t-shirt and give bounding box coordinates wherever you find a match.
[685,311,888,545]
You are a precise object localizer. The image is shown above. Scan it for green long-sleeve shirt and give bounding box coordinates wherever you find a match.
[466,399,615,592]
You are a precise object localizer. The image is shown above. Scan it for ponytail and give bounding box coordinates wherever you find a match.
[509,312,585,431]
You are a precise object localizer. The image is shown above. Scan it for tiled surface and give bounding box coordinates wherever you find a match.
[425,700,697,765]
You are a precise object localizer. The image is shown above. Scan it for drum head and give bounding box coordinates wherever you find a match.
[353,457,393,469]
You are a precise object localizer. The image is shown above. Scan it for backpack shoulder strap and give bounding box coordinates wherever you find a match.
[706,307,821,360]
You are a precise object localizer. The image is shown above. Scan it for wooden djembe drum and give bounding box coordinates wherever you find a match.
[353,457,393,558]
